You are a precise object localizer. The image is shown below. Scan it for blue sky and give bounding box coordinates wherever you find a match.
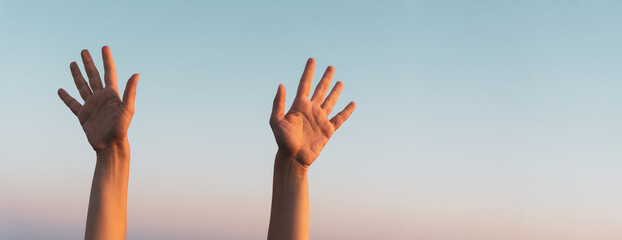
[1,1,622,239]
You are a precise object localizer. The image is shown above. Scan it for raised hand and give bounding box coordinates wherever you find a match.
[57,46,138,240]
[267,59,355,240]
[58,46,138,152]
[270,58,355,167]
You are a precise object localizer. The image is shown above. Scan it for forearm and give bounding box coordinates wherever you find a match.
[267,151,310,240]
[85,139,130,240]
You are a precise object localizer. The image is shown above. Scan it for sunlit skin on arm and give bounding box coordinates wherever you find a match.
[58,46,139,240]
[267,58,356,240]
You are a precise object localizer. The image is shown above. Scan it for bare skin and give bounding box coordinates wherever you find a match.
[58,46,138,240]
[267,58,356,240]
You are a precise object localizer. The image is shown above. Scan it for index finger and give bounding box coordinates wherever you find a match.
[295,58,315,100]
[102,46,118,91]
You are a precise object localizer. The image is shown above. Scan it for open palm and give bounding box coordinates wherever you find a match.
[58,47,138,152]
[270,58,355,167]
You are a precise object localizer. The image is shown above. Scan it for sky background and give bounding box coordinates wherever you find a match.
[1,1,622,239]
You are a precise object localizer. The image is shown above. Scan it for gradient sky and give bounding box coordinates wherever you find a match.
[1,1,622,239]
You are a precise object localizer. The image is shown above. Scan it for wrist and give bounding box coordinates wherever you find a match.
[96,138,130,166]
[275,150,309,176]
[96,138,129,155]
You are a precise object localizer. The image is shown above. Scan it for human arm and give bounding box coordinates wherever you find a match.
[267,58,356,240]
[57,46,139,240]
